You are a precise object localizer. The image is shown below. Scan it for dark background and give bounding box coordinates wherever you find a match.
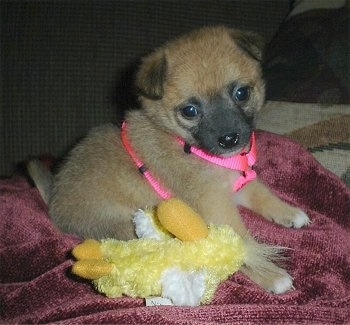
[1,1,348,176]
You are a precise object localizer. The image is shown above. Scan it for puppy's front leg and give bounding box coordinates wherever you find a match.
[195,189,250,239]
[196,190,293,294]
[232,179,310,293]
[235,179,310,228]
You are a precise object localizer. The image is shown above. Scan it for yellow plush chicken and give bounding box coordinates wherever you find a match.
[71,198,245,306]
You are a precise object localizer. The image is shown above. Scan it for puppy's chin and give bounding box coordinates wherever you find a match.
[193,131,253,157]
[204,142,249,157]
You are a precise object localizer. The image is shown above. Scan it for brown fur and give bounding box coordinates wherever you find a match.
[28,26,309,293]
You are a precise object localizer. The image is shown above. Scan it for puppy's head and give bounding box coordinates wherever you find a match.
[136,26,265,155]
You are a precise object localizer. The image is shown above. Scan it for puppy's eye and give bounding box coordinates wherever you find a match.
[182,105,198,118]
[234,86,250,102]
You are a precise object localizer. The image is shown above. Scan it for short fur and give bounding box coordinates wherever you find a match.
[28,26,310,294]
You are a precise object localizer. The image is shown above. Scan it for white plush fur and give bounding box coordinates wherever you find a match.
[133,209,162,240]
[160,267,206,306]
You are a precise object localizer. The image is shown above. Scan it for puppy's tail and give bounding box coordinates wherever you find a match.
[27,159,53,204]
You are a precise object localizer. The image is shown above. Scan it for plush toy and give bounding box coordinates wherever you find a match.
[71,198,245,306]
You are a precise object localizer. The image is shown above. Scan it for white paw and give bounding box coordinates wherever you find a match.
[268,274,294,294]
[292,210,310,228]
[160,267,205,306]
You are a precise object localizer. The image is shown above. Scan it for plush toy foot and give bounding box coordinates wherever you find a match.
[72,239,102,260]
[71,239,113,280]
[72,259,113,280]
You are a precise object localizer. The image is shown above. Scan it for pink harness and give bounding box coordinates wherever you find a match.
[121,122,256,200]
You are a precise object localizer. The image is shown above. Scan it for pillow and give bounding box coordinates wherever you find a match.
[263,5,349,104]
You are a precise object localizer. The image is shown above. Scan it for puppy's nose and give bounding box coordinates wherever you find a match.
[218,132,239,149]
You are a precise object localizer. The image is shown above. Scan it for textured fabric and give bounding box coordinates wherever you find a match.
[1,131,349,324]
[257,101,350,187]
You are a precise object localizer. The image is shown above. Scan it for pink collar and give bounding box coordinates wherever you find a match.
[176,136,256,173]
[121,122,256,200]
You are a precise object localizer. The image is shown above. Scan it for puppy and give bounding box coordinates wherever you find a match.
[28,26,310,294]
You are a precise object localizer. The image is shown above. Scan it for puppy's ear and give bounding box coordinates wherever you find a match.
[136,50,167,100]
[231,30,265,62]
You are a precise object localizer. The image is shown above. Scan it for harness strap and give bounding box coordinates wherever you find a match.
[121,122,256,199]
[121,122,172,199]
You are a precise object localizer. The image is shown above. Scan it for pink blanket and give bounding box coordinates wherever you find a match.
[1,131,349,324]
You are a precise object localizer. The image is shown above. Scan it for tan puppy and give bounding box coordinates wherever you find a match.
[28,26,309,294]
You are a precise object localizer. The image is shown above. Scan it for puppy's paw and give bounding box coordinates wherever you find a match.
[268,273,294,294]
[291,210,310,228]
[241,263,293,294]
[235,181,310,228]
[241,240,294,294]
[273,207,310,229]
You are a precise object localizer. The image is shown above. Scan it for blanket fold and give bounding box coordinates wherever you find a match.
[1,131,349,324]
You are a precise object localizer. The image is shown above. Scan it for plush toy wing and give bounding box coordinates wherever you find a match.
[157,199,209,241]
